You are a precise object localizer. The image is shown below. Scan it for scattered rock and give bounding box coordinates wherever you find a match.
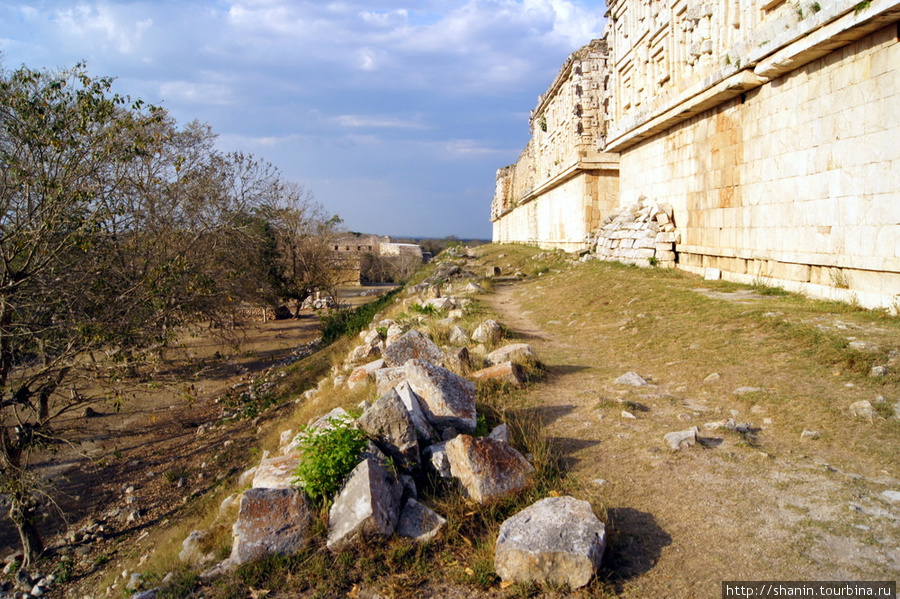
[800,429,820,440]
[405,359,477,433]
[621,411,636,419]
[849,400,876,419]
[374,367,407,394]
[703,372,720,383]
[395,380,439,443]
[870,365,888,377]
[732,386,763,395]
[615,371,648,386]
[448,325,469,346]
[252,454,301,489]
[880,490,900,503]
[664,427,699,450]
[442,346,472,374]
[230,487,311,565]
[179,530,216,567]
[397,498,447,542]
[494,496,606,589]
[423,442,451,478]
[471,362,525,385]
[327,458,403,552]
[348,343,380,364]
[445,434,534,504]
[383,330,444,367]
[484,343,537,366]
[358,388,420,471]
[488,423,509,443]
[471,319,503,344]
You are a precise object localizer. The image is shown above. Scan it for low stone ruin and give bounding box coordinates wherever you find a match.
[587,198,680,268]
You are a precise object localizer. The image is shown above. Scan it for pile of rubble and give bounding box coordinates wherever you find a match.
[587,198,680,268]
[170,259,606,593]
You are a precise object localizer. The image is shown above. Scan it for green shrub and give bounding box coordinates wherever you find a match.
[319,288,402,343]
[293,417,369,504]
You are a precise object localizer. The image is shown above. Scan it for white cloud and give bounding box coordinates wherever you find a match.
[55,4,153,54]
[158,81,233,105]
[334,114,428,129]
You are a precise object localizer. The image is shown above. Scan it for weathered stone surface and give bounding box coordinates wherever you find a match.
[464,281,485,293]
[385,324,404,347]
[375,367,407,394]
[423,297,454,311]
[358,388,420,470]
[383,330,443,367]
[448,325,469,346]
[405,359,477,433]
[423,441,451,478]
[471,319,503,344]
[252,453,301,489]
[179,530,216,567]
[489,423,509,443]
[397,498,447,543]
[443,346,472,374]
[849,400,876,419]
[495,496,605,589]
[327,458,403,552]
[445,434,534,504]
[471,362,525,385]
[485,343,537,366]
[348,342,380,364]
[231,487,311,565]
[348,359,385,390]
[615,371,648,386]
[664,427,699,450]
[395,380,438,442]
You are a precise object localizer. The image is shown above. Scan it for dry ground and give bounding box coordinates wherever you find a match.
[474,244,900,598]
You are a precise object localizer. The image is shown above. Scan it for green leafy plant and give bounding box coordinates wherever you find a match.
[854,0,871,14]
[293,417,369,503]
[409,303,439,316]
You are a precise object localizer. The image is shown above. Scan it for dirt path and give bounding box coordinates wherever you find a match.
[484,279,900,598]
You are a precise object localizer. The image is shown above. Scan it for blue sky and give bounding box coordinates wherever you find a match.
[0,0,607,238]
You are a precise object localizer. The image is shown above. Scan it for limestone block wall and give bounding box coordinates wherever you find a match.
[616,24,900,309]
[492,171,618,252]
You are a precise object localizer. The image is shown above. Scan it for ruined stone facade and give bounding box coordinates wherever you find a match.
[493,0,900,310]
[491,39,620,251]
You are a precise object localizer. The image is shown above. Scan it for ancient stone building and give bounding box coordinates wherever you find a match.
[493,0,900,310]
[491,39,620,251]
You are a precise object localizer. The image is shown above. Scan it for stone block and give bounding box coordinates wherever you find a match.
[231,488,311,565]
[471,362,526,385]
[397,498,447,543]
[383,330,443,367]
[395,380,439,443]
[327,459,403,552]
[484,343,538,366]
[495,496,605,589]
[445,434,534,504]
[358,387,420,471]
[405,359,477,433]
[472,319,503,344]
[253,454,301,489]
[375,367,406,394]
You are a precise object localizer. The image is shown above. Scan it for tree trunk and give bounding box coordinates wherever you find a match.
[9,495,43,567]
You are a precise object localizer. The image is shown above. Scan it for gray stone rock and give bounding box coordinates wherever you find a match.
[132,589,159,599]
[358,388,420,471]
[485,343,537,366]
[397,498,447,542]
[881,490,900,503]
[732,386,763,395]
[395,380,438,443]
[870,365,888,377]
[252,454,301,489]
[230,487,311,565]
[383,330,443,367]
[488,423,509,443]
[375,367,407,394]
[448,325,469,346]
[664,427,699,450]
[471,319,503,344]
[471,362,525,385]
[442,346,472,374]
[423,442,451,478]
[615,371,648,386]
[348,342,380,364]
[445,434,534,504]
[894,401,900,420]
[405,359,477,433]
[849,400,876,419]
[327,458,403,552]
[179,530,216,567]
[495,496,605,589]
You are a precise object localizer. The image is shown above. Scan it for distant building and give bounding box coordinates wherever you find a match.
[330,234,424,284]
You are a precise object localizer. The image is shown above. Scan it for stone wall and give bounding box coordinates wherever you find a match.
[607,4,900,309]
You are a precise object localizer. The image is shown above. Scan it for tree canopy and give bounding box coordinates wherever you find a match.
[0,62,343,564]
